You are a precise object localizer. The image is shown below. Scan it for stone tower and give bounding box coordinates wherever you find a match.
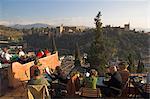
[124,23,130,31]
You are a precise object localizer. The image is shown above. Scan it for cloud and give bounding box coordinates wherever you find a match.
[0,17,94,27]
[50,17,94,26]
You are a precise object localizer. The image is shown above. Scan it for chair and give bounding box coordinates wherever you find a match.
[27,85,50,99]
[109,86,122,97]
[79,87,101,98]
[121,78,130,97]
[128,78,140,98]
[108,79,130,98]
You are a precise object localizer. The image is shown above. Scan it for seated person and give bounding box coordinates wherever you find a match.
[101,66,122,97]
[84,69,98,89]
[2,49,12,63]
[36,50,44,58]
[44,48,51,56]
[142,83,150,98]
[54,66,67,83]
[0,55,9,64]
[19,56,29,64]
[66,72,80,97]
[118,62,130,84]
[141,73,150,98]
[18,48,25,58]
[30,58,42,79]
[28,68,50,86]
[43,67,57,83]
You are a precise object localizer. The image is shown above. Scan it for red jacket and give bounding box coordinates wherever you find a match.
[44,50,50,56]
[36,51,44,58]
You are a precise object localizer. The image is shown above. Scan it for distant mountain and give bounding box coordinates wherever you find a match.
[10,23,55,29]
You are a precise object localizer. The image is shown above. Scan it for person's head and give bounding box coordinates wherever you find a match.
[109,66,117,74]
[90,69,98,77]
[55,66,61,71]
[118,62,128,71]
[45,48,48,50]
[71,71,80,78]
[3,47,7,52]
[105,66,110,73]
[34,68,40,77]
[39,49,43,52]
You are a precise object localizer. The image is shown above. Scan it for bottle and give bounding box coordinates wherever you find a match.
[0,63,2,68]
[147,72,150,84]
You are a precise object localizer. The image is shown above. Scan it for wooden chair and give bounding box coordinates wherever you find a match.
[27,85,50,99]
[79,87,101,98]
[107,79,130,98]
[121,79,130,97]
[128,78,140,98]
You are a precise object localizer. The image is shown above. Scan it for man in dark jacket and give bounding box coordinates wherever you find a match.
[101,66,123,97]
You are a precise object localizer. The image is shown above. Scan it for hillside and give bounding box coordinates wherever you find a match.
[23,27,149,61]
[0,25,149,61]
[0,25,23,42]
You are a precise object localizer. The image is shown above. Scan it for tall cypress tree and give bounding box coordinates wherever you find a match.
[88,11,115,72]
[74,42,81,67]
[137,59,144,73]
[127,53,136,73]
[52,35,57,54]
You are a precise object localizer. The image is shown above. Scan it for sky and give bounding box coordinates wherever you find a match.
[0,0,150,29]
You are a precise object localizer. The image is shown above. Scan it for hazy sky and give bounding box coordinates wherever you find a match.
[0,0,149,29]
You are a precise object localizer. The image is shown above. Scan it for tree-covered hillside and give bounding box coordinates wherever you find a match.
[0,25,23,42]
[23,26,149,62]
[0,24,149,62]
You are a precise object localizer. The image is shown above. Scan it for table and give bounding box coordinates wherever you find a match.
[96,77,107,87]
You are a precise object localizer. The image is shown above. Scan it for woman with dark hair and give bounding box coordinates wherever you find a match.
[30,58,42,79]
[28,68,49,86]
[54,66,67,83]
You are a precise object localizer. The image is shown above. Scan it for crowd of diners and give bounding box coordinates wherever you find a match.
[0,47,51,64]
[0,47,149,98]
[27,58,150,98]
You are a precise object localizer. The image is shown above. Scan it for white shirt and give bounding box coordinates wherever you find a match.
[19,51,25,57]
[1,52,5,58]
[4,53,12,61]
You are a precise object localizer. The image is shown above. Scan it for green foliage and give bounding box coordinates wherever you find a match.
[0,25,23,42]
[74,43,81,67]
[52,35,57,54]
[22,19,149,61]
[127,53,136,73]
[75,43,81,60]
[100,26,149,61]
[137,59,144,73]
[74,60,81,67]
[88,12,116,72]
